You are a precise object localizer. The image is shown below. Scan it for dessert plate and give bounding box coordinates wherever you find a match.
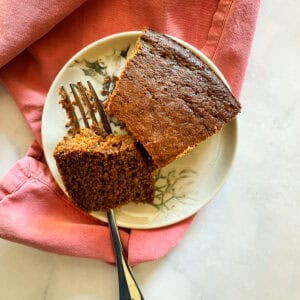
[42,31,238,229]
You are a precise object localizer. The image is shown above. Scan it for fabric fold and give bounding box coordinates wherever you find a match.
[0,0,87,68]
[0,155,128,263]
[203,0,261,96]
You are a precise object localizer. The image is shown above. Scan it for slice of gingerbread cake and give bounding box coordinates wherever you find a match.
[107,29,241,168]
[54,128,154,211]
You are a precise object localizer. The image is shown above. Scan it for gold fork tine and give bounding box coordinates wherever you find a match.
[70,83,90,128]
[59,86,80,130]
[77,81,99,127]
[87,80,112,134]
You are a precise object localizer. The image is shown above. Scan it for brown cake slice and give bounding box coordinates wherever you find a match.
[107,29,241,168]
[54,128,154,211]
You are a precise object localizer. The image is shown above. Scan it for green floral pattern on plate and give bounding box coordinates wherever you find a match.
[153,169,198,212]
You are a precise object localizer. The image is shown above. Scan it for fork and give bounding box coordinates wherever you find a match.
[60,81,144,300]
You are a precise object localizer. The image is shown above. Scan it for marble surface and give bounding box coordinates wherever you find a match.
[0,1,300,299]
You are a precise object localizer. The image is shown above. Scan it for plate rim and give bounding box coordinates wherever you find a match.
[41,31,239,229]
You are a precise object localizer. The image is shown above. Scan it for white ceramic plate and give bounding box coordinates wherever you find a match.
[42,31,238,229]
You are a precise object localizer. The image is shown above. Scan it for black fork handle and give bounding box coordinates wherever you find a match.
[107,209,144,300]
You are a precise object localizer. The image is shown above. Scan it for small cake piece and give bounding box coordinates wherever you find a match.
[54,128,154,211]
[107,29,241,168]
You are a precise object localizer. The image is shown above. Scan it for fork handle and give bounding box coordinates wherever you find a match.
[107,209,144,300]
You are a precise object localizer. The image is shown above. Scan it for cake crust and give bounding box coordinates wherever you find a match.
[107,29,241,167]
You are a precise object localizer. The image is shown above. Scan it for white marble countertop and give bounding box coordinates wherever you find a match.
[1,1,300,299]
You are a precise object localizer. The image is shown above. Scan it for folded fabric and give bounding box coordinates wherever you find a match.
[0,0,87,68]
[0,0,260,265]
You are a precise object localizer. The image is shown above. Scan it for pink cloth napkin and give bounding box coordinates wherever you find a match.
[0,0,260,265]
